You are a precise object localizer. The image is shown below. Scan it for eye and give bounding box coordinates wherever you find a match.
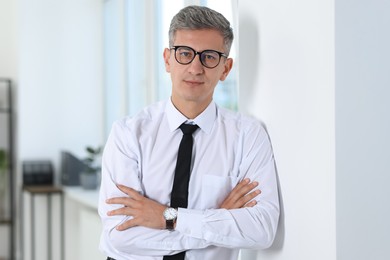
[203,52,219,61]
[177,47,194,59]
[179,51,191,57]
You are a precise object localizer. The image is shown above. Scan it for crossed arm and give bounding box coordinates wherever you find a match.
[99,120,279,256]
[106,178,261,231]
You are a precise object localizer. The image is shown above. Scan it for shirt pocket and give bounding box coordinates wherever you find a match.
[201,174,239,208]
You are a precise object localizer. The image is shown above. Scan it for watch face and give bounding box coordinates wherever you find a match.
[163,207,177,220]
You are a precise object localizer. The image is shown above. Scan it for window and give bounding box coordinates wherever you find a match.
[103,0,238,136]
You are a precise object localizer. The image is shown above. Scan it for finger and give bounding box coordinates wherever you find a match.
[107,206,134,216]
[223,179,251,202]
[235,189,261,208]
[231,178,250,193]
[116,218,138,231]
[116,184,135,195]
[229,181,259,203]
[117,184,143,200]
[245,200,257,207]
[235,180,258,195]
[242,181,259,193]
[106,196,137,206]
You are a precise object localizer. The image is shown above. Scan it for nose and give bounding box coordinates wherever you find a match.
[188,54,205,74]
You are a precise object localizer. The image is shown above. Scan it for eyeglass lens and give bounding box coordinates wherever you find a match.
[174,46,222,68]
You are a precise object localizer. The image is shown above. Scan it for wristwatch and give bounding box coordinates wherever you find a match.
[163,207,178,230]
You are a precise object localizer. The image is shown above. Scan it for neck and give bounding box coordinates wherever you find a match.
[171,97,211,119]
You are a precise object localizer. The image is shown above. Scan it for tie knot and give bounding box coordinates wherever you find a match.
[179,123,199,135]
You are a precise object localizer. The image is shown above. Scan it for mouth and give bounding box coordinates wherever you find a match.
[183,80,204,87]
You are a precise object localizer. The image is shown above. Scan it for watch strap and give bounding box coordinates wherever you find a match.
[166,219,175,230]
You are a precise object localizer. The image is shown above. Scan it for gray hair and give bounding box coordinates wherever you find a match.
[169,5,234,55]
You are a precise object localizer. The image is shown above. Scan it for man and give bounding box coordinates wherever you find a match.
[99,5,279,260]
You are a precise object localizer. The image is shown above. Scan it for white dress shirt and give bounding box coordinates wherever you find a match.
[98,99,279,260]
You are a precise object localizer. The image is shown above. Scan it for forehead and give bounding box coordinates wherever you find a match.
[173,29,225,51]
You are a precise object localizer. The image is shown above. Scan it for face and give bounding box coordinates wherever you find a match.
[163,29,233,111]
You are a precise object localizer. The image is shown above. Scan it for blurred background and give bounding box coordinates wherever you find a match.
[1,0,390,260]
[0,0,237,259]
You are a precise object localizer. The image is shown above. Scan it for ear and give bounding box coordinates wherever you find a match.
[163,48,171,73]
[219,58,233,81]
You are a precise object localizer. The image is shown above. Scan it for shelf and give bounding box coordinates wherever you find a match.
[63,186,99,209]
[23,185,63,194]
[0,219,12,225]
[0,78,14,260]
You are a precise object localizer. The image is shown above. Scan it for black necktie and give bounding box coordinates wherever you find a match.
[163,123,198,260]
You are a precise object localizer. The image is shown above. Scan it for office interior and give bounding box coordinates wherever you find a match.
[0,0,389,260]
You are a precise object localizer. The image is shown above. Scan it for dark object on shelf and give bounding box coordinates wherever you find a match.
[60,150,88,186]
[23,160,54,185]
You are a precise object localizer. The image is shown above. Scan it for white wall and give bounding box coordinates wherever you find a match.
[238,0,336,259]
[335,0,390,259]
[17,0,104,258]
[0,0,104,259]
[239,0,390,260]
[18,0,105,165]
[0,0,18,80]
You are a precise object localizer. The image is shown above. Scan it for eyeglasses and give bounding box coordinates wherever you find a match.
[170,45,228,69]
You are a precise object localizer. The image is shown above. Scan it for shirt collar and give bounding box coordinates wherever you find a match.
[165,98,217,134]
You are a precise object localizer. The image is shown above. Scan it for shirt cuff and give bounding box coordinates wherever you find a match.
[176,208,204,239]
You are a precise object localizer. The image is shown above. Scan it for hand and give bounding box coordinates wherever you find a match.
[219,178,261,209]
[106,184,166,231]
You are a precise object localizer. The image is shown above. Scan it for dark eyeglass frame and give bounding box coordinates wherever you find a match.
[170,45,228,69]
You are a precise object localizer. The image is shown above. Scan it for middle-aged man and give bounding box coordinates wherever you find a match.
[99,5,280,260]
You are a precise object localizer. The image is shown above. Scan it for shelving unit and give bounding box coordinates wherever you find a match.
[0,78,15,260]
